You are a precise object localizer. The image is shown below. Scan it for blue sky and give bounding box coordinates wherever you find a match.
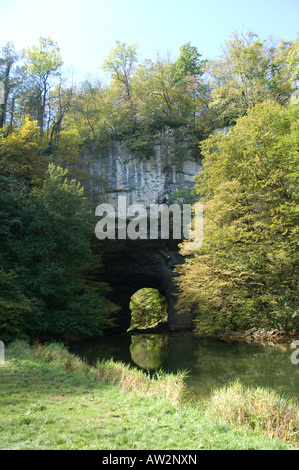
[1,0,298,82]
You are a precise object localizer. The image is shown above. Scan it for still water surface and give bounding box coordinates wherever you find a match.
[69,332,299,400]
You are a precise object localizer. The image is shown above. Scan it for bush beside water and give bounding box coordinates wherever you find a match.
[205,381,299,446]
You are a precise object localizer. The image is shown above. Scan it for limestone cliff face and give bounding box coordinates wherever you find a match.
[86,128,201,207]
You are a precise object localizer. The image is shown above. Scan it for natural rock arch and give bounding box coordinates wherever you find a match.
[87,130,200,332]
[95,238,192,332]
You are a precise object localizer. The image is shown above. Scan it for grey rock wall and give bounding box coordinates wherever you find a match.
[85,129,201,207]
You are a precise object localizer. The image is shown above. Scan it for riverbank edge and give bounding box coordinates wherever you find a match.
[127,325,299,346]
[205,328,299,345]
[63,325,299,346]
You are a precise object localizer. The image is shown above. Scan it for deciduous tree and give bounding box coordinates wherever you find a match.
[176,101,299,334]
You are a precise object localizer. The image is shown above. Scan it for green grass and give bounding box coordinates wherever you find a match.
[0,341,293,450]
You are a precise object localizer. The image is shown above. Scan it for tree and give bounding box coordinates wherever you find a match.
[0,41,19,129]
[207,32,298,126]
[0,269,32,340]
[48,82,74,148]
[103,41,138,127]
[176,101,299,334]
[0,116,45,187]
[24,37,63,133]
[5,164,117,337]
[272,37,299,99]
[134,53,190,126]
[0,166,33,340]
[146,55,177,121]
[132,45,208,146]
[174,42,204,83]
[103,41,137,100]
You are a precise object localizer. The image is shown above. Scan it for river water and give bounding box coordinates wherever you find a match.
[69,332,299,401]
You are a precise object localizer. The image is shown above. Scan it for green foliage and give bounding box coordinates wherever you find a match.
[103,41,137,90]
[0,270,32,340]
[0,160,117,338]
[129,288,168,331]
[122,133,155,157]
[1,32,297,160]
[176,101,299,334]
[0,169,33,340]
[174,42,205,82]
[25,36,62,77]
[10,164,117,335]
[169,186,198,205]
[0,41,19,129]
[207,32,299,127]
[0,117,45,186]
[0,172,21,248]
[24,37,63,133]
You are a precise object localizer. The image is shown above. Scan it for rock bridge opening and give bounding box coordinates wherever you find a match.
[117,276,169,333]
[128,287,168,332]
[95,239,193,333]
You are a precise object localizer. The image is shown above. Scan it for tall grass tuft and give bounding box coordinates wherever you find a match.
[95,359,187,405]
[31,341,90,375]
[205,380,299,445]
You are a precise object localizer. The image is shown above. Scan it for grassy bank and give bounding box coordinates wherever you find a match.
[0,341,294,450]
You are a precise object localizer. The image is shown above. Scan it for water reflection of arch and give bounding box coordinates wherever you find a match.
[130,334,169,370]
